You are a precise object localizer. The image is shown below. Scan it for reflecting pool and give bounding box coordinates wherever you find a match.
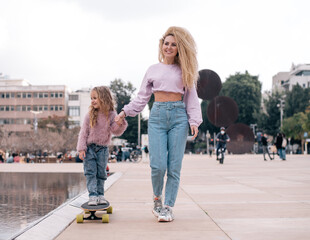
[0,172,86,240]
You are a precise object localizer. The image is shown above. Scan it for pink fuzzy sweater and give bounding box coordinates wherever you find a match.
[77,111,128,152]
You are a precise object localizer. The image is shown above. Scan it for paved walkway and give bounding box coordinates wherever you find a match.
[53,154,310,240]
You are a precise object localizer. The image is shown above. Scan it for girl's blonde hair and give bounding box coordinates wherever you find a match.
[158,26,198,89]
[89,86,115,128]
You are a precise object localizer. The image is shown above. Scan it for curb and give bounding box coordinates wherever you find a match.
[13,172,123,240]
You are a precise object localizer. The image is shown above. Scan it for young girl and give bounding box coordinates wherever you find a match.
[77,86,128,205]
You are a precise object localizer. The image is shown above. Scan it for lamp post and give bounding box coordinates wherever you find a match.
[277,99,285,129]
[138,113,141,147]
[30,110,42,133]
[206,130,210,154]
[250,124,257,153]
[250,123,257,136]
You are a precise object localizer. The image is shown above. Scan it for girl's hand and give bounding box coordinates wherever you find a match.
[190,125,199,140]
[115,111,125,124]
[79,151,86,160]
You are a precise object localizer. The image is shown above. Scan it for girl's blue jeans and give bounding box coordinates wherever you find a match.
[83,144,109,197]
[148,101,189,207]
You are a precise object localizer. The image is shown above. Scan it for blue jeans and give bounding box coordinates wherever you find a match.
[148,101,189,207]
[278,148,286,160]
[84,144,109,197]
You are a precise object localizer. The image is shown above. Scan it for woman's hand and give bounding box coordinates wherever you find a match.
[79,151,86,160]
[115,111,126,124]
[190,125,199,140]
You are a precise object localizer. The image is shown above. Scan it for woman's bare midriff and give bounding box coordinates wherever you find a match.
[154,91,182,102]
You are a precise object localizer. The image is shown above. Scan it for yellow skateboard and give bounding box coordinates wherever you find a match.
[76,201,113,223]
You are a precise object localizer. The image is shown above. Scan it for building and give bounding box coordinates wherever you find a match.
[0,76,69,133]
[68,88,91,128]
[272,63,310,92]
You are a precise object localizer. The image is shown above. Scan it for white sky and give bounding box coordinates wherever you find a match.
[1,0,310,93]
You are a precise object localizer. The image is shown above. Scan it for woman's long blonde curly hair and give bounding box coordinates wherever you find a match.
[158,26,198,89]
[89,86,115,128]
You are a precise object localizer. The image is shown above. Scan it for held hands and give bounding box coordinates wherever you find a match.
[114,111,126,125]
[79,151,86,161]
[190,125,199,140]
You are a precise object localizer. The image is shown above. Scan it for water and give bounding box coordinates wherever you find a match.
[0,172,86,240]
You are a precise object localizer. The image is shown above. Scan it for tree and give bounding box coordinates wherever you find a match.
[109,79,148,145]
[38,115,69,133]
[284,84,310,118]
[258,91,283,136]
[304,107,310,132]
[282,108,310,152]
[221,71,262,125]
[282,112,305,140]
[147,94,155,111]
[109,79,136,113]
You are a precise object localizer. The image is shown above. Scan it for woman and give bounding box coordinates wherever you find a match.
[115,26,202,222]
[275,132,286,160]
[275,133,286,161]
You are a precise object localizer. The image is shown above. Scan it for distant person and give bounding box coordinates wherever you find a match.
[261,133,273,161]
[208,145,214,157]
[115,26,202,222]
[75,154,83,163]
[275,132,286,160]
[57,153,63,163]
[13,154,20,163]
[122,147,131,161]
[77,86,128,205]
[281,133,287,160]
[6,155,14,163]
[116,146,123,162]
[109,150,117,163]
[216,127,230,163]
[143,145,149,161]
[144,145,149,155]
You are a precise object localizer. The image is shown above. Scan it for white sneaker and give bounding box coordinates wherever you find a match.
[88,196,98,206]
[98,195,108,205]
[158,206,174,222]
[152,196,162,217]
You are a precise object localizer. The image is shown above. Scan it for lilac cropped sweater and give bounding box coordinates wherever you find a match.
[77,111,128,152]
[123,63,203,127]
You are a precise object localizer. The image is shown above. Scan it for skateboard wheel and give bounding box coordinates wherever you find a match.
[76,214,84,223]
[107,206,113,214]
[84,211,90,214]
[102,214,109,223]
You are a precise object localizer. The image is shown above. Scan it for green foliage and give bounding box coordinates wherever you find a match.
[147,94,155,110]
[259,91,283,136]
[282,106,310,140]
[122,115,148,145]
[221,71,262,125]
[282,106,310,153]
[193,141,206,153]
[284,84,310,118]
[304,107,310,132]
[109,79,136,113]
[282,112,307,140]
